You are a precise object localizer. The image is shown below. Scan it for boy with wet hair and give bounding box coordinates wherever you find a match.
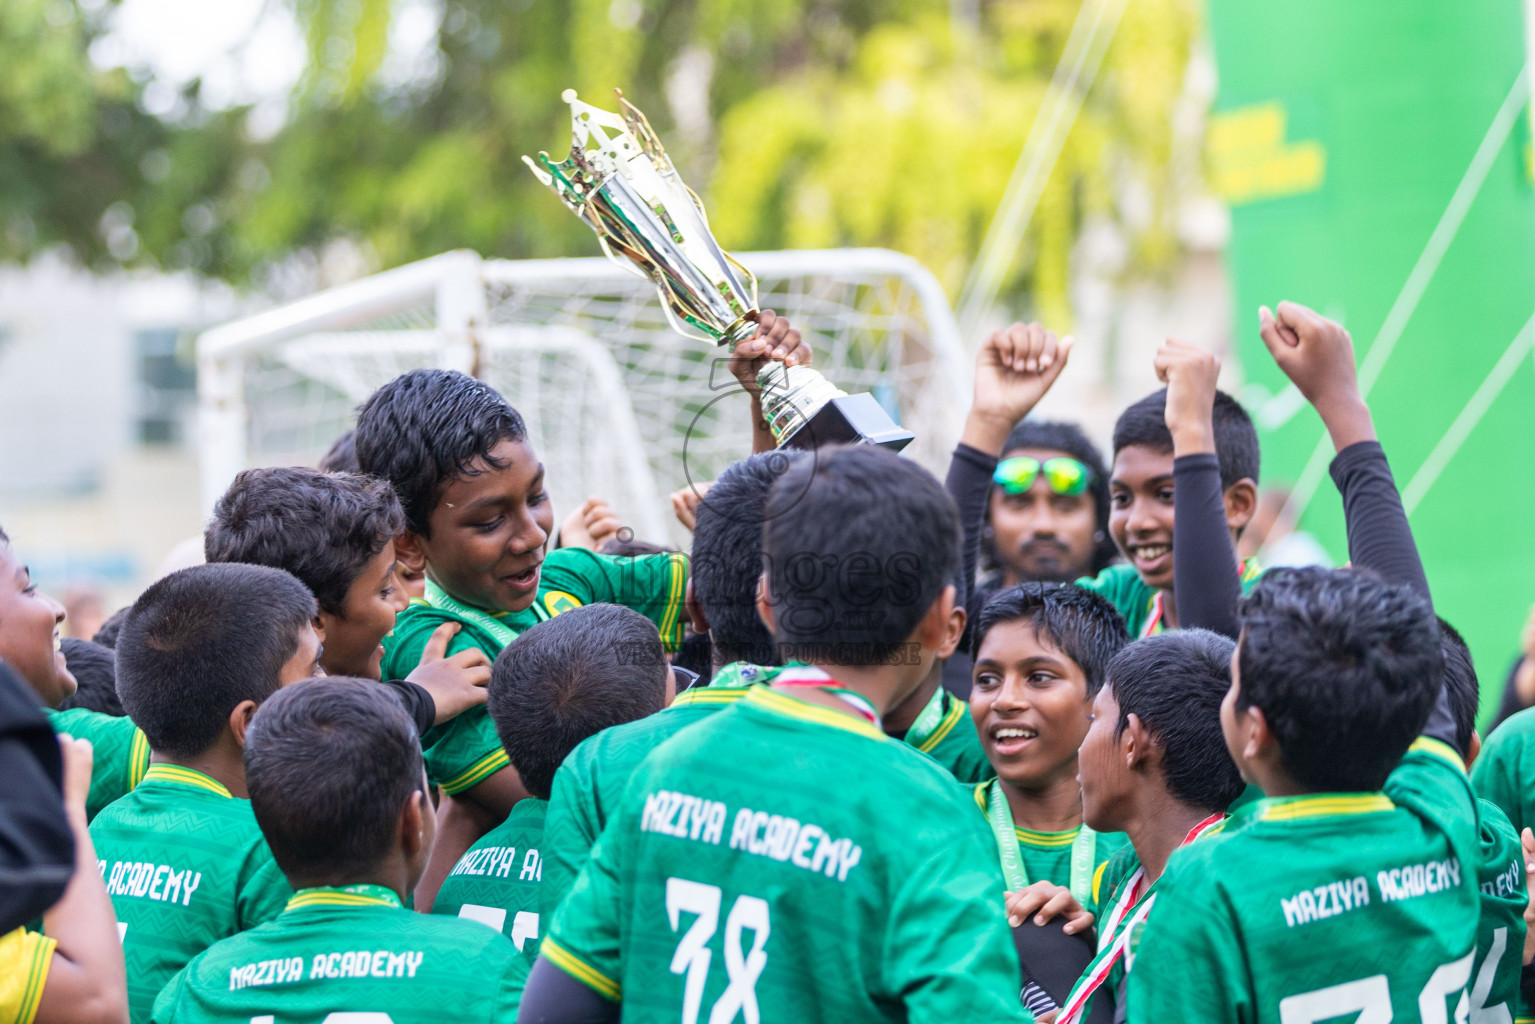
[205,466,491,735]
[92,564,322,1023]
[151,678,525,1022]
[523,445,1028,1024]
[432,604,673,1017]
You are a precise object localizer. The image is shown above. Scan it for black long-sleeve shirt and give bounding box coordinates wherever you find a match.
[0,660,74,933]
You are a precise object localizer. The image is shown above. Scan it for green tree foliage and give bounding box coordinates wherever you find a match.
[0,0,1200,318]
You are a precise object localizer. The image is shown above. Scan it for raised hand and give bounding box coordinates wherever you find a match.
[1257,301,1375,450]
[406,621,492,725]
[1153,338,1220,455]
[962,322,1076,455]
[559,496,622,551]
[729,309,812,393]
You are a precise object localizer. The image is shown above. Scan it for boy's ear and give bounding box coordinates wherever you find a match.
[229,699,260,749]
[393,532,428,575]
[685,578,710,636]
[936,604,968,660]
[1223,478,1260,536]
[1239,703,1273,765]
[1123,712,1154,771]
[754,572,775,636]
[400,788,429,863]
[1466,730,1482,770]
[312,613,330,645]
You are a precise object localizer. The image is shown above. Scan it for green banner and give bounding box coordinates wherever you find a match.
[1208,0,1535,725]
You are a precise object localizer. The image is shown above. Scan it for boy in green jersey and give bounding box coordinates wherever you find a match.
[1047,627,1244,1023]
[205,465,494,735]
[432,603,673,1015]
[525,445,1029,1024]
[538,450,804,926]
[0,523,148,822]
[1075,341,1262,638]
[92,564,323,1023]
[151,678,525,1023]
[1128,301,1482,1022]
[967,584,1132,919]
[1439,620,1532,1022]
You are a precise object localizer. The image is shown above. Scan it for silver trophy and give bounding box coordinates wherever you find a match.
[524,89,913,452]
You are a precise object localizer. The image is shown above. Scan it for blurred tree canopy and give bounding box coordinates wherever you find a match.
[0,0,1199,320]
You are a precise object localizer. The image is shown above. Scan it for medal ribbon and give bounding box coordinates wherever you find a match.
[902,685,949,749]
[1056,812,1224,1024]
[985,779,1097,908]
[773,666,881,727]
[424,577,549,648]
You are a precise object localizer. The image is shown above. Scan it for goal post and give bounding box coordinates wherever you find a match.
[196,248,971,546]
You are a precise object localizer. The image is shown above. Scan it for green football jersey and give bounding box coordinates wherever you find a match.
[903,687,993,784]
[48,707,149,822]
[1127,739,1482,1023]
[968,781,1130,915]
[90,764,293,1024]
[149,884,523,1023]
[1074,560,1262,638]
[379,547,690,795]
[1472,797,1529,1024]
[544,683,1031,1023]
[540,677,760,925]
[430,797,547,1014]
[1473,704,1535,835]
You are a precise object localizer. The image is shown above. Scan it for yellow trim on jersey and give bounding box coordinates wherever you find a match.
[142,763,232,798]
[1409,736,1466,772]
[670,688,750,707]
[287,892,395,911]
[914,696,964,754]
[541,937,621,1000]
[747,687,887,741]
[1091,860,1109,906]
[0,927,55,1024]
[657,553,688,651]
[1013,825,1081,848]
[1260,794,1395,822]
[128,729,150,790]
[439,748,511,796]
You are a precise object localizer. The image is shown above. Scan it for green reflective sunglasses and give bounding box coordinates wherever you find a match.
[992,456,1093,497]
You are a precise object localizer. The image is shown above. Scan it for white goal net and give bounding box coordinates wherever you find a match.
[196,248,970,545]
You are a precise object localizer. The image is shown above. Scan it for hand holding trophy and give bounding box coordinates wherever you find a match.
[524,89,913,452]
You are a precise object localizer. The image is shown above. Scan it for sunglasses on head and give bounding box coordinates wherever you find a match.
[992,456,1093,497]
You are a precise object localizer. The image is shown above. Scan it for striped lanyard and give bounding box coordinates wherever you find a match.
[773,666,881,727]
[1056,812,1225,1024]
[985,778,1097,908]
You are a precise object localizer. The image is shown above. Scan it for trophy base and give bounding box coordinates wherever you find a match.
[776,393,915,453]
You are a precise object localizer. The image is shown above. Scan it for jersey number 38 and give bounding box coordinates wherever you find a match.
[667,876,771,1024]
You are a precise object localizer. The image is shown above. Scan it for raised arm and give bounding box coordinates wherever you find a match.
[1159,340,1245,639]
[950,322,1076,618]
[726,310,812,454]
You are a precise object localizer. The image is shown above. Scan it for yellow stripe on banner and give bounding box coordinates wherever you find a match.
[440,748,511,796]
[1409,736,1467,773]
[916,699,963,754]
[1262,794,1395,822]
[143,764,232,798]
[542,938,621,1000]
[748,688,887,741]
[129,730,150,790]
[287,893,393,910]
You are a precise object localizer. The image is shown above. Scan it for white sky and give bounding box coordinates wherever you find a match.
[92,0,443,119]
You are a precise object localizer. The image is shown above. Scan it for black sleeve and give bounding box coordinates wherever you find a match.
[1328,441,1431,601]
[1327,441,1456,745]
[1171,453,1242,639]
[944,443,998,698]
[380,680,436,737]
[0,661,74,933]
[518,956,620,1024]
